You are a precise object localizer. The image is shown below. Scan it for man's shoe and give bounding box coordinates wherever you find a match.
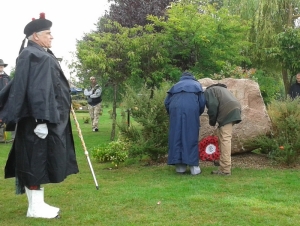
[211,170,231,176]
[190,166,201,175]
[176,164,187,173]
[213,160,220,166]
[94,128,98,132]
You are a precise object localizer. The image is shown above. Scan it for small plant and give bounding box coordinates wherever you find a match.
[120,110,126,117]
[102,102,109,108]
[91,140,129,168]
[269,144,297,166]
[108,109,113,119]
[77,100,88,107]
[83,117,90,124]
[118,82,170,162]
[72,101,82,110]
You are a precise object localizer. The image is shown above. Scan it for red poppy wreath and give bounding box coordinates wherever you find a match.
[198,135,220,161]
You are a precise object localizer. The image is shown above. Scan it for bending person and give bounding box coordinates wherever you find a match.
[164,71,206,175]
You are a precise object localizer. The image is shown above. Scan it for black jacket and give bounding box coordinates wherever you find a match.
[289,82,300,99]
[2,41,79,191]
[0,72,11,91]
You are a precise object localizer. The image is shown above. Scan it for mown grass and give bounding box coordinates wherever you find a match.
[0,108,300,225]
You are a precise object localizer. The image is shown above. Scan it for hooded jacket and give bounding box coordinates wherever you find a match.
[164,72,206,166]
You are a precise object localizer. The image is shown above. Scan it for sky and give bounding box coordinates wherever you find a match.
[1,0,110,79]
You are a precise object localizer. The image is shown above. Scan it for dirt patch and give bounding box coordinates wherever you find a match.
[201,152,300,170]
[145,152,300,169]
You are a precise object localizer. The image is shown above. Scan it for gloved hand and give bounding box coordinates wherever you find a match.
[34,123,48,139]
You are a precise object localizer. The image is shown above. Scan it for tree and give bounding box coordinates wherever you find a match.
[76,21,138,140]
[222,0,300,94]
[271,28,300,94]
[9,67,15,79]
[127,24,176,97]
[105,0,173,27]
[148,3,250,76]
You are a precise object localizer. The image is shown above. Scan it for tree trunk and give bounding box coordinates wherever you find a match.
[282,68,290,97]
[282,2,295,97]
[110,83,118,141]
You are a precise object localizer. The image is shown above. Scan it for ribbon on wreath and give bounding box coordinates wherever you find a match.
[198,135,220,161]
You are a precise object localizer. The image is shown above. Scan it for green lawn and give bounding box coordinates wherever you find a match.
[0,108,300,225]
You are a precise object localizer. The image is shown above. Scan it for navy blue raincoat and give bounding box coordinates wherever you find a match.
[164,72,206,166]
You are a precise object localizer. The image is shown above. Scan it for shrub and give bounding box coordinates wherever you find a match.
[102,102,109,108]
[76,100,88,107]
[72,101,82,110]
[245,97,300,166]
[117,125,145,159]
[83,117,90,124]
[118,82,171,162]
[269,144,297,166]
[108,109,113,119]
[251,70,283,105]
[91,140,129,168]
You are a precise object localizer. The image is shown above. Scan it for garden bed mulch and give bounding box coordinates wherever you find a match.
[202,152,300,170]
[144,152,300,170]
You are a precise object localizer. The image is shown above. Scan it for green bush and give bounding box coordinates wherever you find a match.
[117,125,145,159]
[251,70,283,105]
[102,102,109,108]
[72,100,82,110]
[91,140,129,168]
[269,144,297,166]
[118,82,171,161]
[82,116,90,124]
[76,100,88,106]
[245,97,300,166]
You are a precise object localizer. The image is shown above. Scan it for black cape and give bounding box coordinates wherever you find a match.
[1,41,79,190]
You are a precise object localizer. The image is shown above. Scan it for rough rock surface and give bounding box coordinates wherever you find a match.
[198,78,272,154]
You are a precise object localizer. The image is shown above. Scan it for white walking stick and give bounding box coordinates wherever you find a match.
[71,105,99,190]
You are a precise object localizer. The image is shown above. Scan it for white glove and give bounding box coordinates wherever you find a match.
[34,123,48,139]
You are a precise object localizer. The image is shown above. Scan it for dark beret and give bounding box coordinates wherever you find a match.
[24,13,52,38]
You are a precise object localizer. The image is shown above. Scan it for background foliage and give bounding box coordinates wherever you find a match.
[118,82,171,161]
[244,97,300,165]
[67,0,300,164]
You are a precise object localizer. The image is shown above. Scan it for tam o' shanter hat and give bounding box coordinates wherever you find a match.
[19,13,52,54]
[0,59,8,67]
[24,12,52,38]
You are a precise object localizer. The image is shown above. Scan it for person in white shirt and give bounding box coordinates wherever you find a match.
[84,76,102,132]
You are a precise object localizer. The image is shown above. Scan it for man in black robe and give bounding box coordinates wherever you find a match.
[0,13,79,219]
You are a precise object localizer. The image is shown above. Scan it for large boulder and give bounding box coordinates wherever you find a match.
[198,78,272,154]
